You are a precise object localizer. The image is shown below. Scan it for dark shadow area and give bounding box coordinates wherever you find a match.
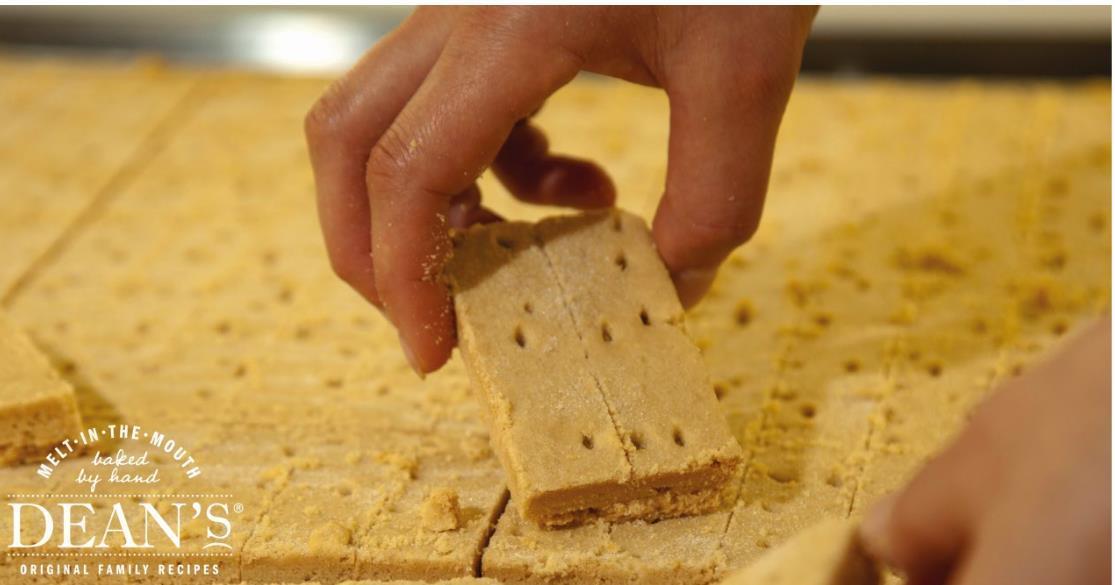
[804,37,1111,78]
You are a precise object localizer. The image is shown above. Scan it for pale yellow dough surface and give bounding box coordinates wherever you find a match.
[0,55,1108,584]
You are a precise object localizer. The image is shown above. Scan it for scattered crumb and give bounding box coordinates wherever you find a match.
[308,521,351,553]
[421,487,462,532]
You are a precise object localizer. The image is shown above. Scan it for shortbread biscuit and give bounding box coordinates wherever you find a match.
[447,210,742,528]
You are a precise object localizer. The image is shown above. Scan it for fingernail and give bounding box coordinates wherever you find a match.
[398,333,426,380]
[860,493,896,558]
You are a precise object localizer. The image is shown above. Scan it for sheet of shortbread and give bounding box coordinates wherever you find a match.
[0,56,1107,584]
[719,520,878,585]
[0,310,83,465]
[0,58,195,298]
[447,209,743,528]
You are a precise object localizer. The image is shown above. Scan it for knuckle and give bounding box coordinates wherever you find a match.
[365,124,413,189]
[304,79,351,145]
[458,6,585,65]
[737,60,796,104]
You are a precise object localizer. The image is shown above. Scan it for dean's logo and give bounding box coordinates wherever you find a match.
[6,423,242,579]
[9,501,233,549]
[36,424,201,486]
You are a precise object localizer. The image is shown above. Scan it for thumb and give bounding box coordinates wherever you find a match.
[860,437,986,583]
[651,16,805,307]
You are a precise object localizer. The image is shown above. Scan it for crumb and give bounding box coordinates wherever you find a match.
[421,487,461,532]
[308,521,351,553]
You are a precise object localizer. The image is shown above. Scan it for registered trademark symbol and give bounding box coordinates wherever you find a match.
[233,503,244,514]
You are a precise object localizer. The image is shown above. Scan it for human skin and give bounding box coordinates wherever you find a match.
[861,319,1112,585]
[304,6,817,374]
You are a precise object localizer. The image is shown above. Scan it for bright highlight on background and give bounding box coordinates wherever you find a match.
[235,12,370,74]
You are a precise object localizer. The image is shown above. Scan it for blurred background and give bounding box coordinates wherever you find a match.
[0,5,1110,78]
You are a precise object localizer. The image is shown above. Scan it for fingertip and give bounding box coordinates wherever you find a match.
[859,492,955,585]
[860,494,898,564]
[425,344,454,374]
[398,332,426,379]
[652,198,727,308]
[538,157,616,209]
[419,330,456,375]
[448,203,503,229]
[496,156,616,210]
[395,307,456,377]
[860,449,977,582]
[493,121,616,210]
[447,186,504,229]
[671,267,717,309]
[392,275,457,377]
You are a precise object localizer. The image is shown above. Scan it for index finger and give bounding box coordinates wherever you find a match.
[365,25,581,374]
[305,9,452,307]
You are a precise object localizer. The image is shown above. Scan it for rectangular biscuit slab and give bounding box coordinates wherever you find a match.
[446,210,741,528]
[0,311,83,465]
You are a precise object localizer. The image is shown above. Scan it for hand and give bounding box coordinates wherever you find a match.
[861,319,1112,585]
[305,6,816,374]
